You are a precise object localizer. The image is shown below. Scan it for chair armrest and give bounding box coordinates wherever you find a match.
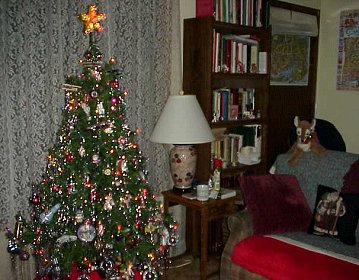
[224,209,253,255]
[220,209,254,280]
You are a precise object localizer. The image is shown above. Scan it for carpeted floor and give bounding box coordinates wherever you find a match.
[161,254,220,279]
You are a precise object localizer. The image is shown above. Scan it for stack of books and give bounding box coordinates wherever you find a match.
[212,87,255,122]
[196,0,269,27]
[211,124,262,168]
[213,33,260,74]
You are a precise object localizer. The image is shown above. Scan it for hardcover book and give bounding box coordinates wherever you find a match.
[220,188,237,199]
[196,0,214,17]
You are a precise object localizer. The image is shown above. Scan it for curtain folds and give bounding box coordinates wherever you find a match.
[0,1,180,278]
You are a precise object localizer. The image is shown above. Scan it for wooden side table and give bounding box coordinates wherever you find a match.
[162,190,243,280]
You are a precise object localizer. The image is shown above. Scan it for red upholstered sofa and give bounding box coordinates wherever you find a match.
[220,151,359,280]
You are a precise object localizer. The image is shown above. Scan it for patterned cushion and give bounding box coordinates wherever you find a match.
[308,185,345,237]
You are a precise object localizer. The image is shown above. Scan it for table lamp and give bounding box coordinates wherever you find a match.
[150,93,214,193]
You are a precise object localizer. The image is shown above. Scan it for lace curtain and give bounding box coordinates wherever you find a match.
[0,1,181,278]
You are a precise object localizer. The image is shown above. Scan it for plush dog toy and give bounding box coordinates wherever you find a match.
[287,116,327,167]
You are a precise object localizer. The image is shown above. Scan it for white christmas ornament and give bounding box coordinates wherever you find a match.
[56,235,77,245]
[40,203,61,224]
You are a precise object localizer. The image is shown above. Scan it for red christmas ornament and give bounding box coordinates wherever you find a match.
[65,152,74,162]
[83,94,90,104]
[89,189,99,201]
[133,271,142,280]
[110,96,118,105]
[31,193,40,205]
[111,79,119,89]
[118,136,126,145]
[142,188,148,196]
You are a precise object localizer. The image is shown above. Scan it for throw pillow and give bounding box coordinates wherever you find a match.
[341,159,359,194]
[308,185,345,237]
[239,174,312,235]
[337,193,359,245]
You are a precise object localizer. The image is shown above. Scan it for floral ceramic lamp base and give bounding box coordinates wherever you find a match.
[170,145,197,193]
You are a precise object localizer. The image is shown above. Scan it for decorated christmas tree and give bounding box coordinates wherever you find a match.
[6,5,177,279]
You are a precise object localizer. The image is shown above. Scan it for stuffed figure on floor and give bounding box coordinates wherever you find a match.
[288,116,327,167]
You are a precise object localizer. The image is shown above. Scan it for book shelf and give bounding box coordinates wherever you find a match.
[183,16,271,187]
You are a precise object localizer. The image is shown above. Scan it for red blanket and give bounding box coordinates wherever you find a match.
[231,235,359,280]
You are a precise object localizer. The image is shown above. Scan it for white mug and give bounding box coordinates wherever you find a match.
[197,184,210,201]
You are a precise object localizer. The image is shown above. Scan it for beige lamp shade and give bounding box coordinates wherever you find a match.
[150,94,215,144]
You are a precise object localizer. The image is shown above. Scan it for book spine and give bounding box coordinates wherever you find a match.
[250,44,258,73]
[196,0,215,17]
[198,0,267,26]
[258,51,267,74]
[231,40,236,73]
[242,44,248,73]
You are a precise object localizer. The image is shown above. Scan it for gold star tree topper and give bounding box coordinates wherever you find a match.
[79,4,106,34]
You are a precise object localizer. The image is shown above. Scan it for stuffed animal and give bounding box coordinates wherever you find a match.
[288,116,327,167]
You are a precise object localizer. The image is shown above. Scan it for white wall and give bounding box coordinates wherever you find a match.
[181,0,359,153]
[316,0,359,153]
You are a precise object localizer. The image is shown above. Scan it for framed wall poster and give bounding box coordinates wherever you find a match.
[337,10,359,91]
[270,34,310,86]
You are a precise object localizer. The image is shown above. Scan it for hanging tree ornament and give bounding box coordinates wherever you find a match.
[65,151,74,162]
[79,145,86,157]
[39,203,61,224]
[92,154,101,164]
[67,176,77,193]
[56,235,78,245]
[31,193,40,205]
[7,238,20,254]
[81,102,91,120]
[77,221,96,243]
[104,122,114,134]
[111,78,119,89]
[96,220,105,236]
[103,193,114,210]
[103,166,112,176]
[14,214,24,239]
[75,209,84,224]
[62,83,82,93]
[96,101,105,117]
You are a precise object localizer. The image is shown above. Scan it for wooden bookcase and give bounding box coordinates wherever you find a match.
[183,16,271,187]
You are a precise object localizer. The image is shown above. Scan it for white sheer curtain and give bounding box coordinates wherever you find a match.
[0,0,181,279]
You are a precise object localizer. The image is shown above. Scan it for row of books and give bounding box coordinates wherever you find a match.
[212,88,256,123]
[213,32,266,74]
[211,125,262,168]
[196,0,269,27]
